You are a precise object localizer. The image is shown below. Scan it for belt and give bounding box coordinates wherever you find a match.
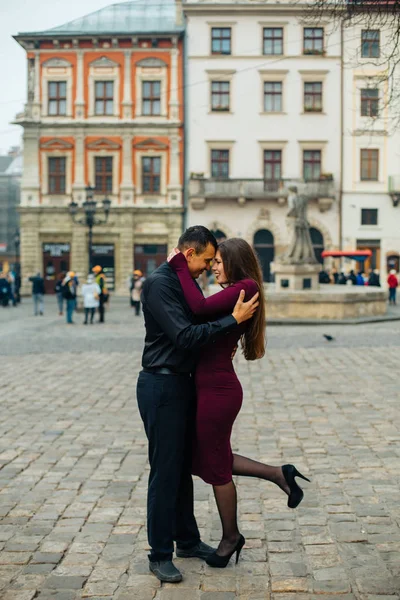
[142,367,191,376]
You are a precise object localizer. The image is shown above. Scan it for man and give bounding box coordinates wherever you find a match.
[29,272,45,315]
[136,226,259,583]
[92,265,108,323]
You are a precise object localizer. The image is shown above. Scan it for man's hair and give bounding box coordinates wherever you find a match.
[178,226,218,254]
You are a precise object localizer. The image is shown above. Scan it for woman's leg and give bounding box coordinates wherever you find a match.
[90,308,95,323]
[232,454,290,496]
[213,481,241,556]
[84,308,89,324]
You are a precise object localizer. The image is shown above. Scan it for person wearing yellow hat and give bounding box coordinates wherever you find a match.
[92,265,108,322]
[131,269,145,316]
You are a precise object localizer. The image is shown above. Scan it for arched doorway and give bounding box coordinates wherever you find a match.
[310,227,324,264]
[211,229,227,243]
[253,229,274,282]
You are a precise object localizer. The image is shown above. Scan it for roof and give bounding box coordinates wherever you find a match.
[17,0,183,37]
[5,155,23,177]
[0,157,13,175]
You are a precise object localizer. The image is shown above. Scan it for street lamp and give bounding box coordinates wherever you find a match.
[68,185,111,272]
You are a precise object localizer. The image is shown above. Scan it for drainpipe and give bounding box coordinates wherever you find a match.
[182,14,189,231]
[339,19,344,252]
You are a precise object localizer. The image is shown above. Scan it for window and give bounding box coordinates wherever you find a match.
[142,157,161,193]
[95,157,113,193]
[211,81,230,111]
[95,81,114,116]
[361,208,378,225]
[263,28,283,55]
[361,88,379,117]
[303,150,321,181]
[264,150,282,190]
[360,149,379,181]
[264,82,282,112]
[211,28,231,55]
[304,82,323,112]
[48,157,66,194]
[361,30,380,58]
[211,149,229,179]
[48,82,67,116]
[303,28,324,54]
[142,81,161,116]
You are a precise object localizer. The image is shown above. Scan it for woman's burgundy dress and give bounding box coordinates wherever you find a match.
[170,253,258,486]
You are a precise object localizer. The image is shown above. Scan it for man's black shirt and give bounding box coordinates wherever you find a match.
[141,262,237,374]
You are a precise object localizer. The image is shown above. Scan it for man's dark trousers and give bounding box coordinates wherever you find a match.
[136,371,201,561]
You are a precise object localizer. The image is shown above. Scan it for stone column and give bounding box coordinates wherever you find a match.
[32,52,41,120]
[120,133,134,205]
[70,226,87,279]
[20,210,41,295]
[167,134,182,206]
[75,51,85,119]
[21,128,40,206]
[72,131,86,204]
[167,211,184,252]
[122,50,133,119]
[116,212,134,295]
[169,39,180,121]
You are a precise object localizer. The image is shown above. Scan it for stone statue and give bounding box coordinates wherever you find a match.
[283,191,318,264]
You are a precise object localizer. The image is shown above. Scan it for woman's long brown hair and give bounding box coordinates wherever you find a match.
[218,238,266,360]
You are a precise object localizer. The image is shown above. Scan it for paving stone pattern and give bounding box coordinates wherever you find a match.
[0,299,399,599]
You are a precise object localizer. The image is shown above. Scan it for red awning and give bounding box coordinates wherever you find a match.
[321,250,372,260]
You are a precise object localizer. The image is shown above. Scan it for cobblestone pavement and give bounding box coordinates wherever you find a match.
[0,298,399,599]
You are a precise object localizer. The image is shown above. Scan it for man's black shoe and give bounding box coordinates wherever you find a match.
[149,560,182,583]
[176,541,216,560]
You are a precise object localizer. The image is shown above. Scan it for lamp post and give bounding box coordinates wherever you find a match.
[69,186,111,272]
[14,229,21,303]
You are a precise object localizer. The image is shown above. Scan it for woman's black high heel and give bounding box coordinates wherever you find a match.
[206,534,245,568]
[282,464,310,509]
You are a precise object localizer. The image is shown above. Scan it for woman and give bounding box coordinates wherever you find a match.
[62,271,77,324]
[131,270,145,316]
[168,238,310,568]
[81,274,101,325]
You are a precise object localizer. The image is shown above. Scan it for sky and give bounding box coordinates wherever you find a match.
[0,0,117,154]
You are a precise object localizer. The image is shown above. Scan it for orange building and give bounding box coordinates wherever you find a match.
[14,0,184,293]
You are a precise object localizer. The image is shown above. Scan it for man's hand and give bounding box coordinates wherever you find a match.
[232,290,259,324]
[167,248,180,262]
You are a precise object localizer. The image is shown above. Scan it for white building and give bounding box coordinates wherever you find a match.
[342,21,400,278]
[184,0,341,281]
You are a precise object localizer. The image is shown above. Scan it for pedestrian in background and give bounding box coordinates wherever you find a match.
[388,269,398,305]
[131,270,145,316]
[55,272,65,316]
[29,272,45,315]
[62,271,77,324]
[92,265,108,323]
[7,271,17,306]
[81,274,101,325]
[0,272,11,307]
[368,269,381,287]
[348,270,357,285]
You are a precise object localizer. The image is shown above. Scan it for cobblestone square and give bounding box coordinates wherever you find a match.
[0,299,399,599]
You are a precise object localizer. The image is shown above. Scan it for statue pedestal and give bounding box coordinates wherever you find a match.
[271,262,321,292]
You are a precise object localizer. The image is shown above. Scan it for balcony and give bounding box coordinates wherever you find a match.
[189,176,336,212]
